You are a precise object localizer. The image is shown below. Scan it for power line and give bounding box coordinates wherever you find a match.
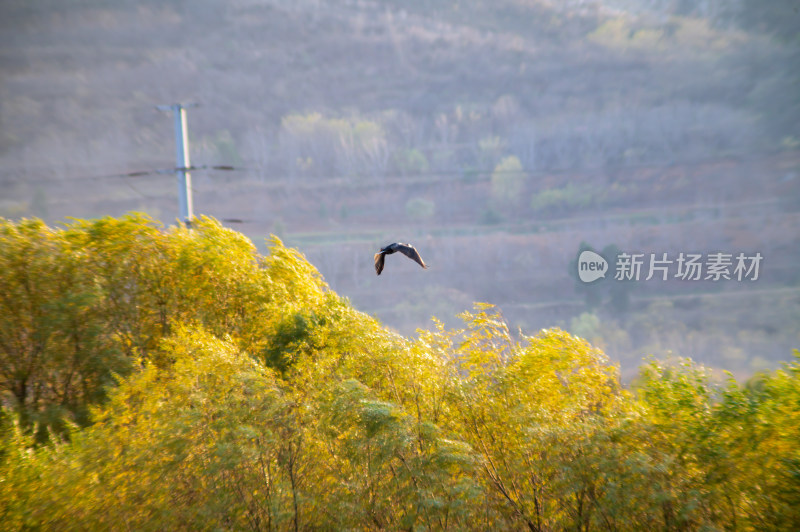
[0,165,248,192]
[120,177,153,201]
[0,168,172,187]
[1,150,751,189]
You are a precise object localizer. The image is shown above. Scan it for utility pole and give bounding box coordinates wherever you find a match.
[157,103,198,225]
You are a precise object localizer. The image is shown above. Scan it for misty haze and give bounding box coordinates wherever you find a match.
[3,2,800,530]
[1,0,798,380]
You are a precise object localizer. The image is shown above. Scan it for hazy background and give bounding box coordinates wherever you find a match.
[1,0,798,379]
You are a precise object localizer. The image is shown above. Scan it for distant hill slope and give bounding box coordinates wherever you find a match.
[0,0,775,177]
[1,0,797,377]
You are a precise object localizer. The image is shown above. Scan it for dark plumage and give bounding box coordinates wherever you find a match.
[374,243,427,275]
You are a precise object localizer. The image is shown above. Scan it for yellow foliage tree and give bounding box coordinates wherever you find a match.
[1,215,798,530]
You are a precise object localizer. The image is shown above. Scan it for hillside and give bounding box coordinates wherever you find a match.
[0,0,799,377]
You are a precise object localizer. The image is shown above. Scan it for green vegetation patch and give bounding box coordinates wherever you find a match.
[0,215,798,530]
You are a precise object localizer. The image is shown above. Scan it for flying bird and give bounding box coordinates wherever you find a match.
[374,243,427,275]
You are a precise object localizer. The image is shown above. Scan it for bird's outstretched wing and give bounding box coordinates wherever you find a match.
[374,252,386,275]
[396,243,427,269]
